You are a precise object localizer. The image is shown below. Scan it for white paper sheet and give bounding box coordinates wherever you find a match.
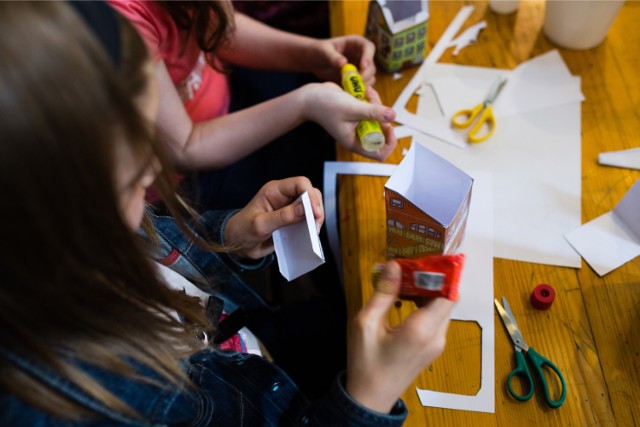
[417,171,495,413]
[393,51,584,149]
[598,148,640,170]
[565,179,640,276]
[272,191,325,281]
[413,95,582,267]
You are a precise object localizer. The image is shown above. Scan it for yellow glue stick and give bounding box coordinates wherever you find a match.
[340,64,386,152]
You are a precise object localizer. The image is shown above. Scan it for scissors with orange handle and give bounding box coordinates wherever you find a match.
[451,76,507,143]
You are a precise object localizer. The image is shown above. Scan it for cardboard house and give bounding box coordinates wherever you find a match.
[365,0,429,73]
[385,143,473,258]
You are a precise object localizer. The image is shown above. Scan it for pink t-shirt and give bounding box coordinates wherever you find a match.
[109,0,230,122]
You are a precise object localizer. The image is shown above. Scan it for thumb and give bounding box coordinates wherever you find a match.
[325,45,347,69]
[363,103,396,124]
[262,202,305,236]
[364,261,402,317]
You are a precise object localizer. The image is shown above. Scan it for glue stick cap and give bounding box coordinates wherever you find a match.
[341,63,358,75]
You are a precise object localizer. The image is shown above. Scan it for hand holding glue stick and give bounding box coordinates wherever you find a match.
[341,63,386,152]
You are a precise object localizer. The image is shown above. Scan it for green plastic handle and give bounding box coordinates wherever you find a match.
[506,350,534,402]
[527,347,567,408]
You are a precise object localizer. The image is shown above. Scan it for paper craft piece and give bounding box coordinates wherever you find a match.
[385,143,473,258]
[272,191,325,281]
[323,162,398,280]
[417,171,494,413]
[450,21,487,56]
[565,179,640,276]
[365,0,429,72]
[599,148,640,170]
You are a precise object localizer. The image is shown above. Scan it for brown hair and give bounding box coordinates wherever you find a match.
[0,2,210,420]
[158,0,235,69]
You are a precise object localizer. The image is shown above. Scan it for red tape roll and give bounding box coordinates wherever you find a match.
[530,284,555,310]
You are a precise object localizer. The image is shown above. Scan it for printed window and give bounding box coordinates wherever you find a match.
[405,46,414,56]
[417,42,425,52]
[394,37,404,47]
[407,32,416,43]
[410,224,427,234]
[387,219,404,229]
[390,198,404,208]
[393,50,402,60]
[418,27,426,37]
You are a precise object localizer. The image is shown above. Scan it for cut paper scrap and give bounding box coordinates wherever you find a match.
[565,179,640,276]
[417,171,494,413]
[450,21,487,56]
[272,191,325,281]
[414,88,582,268]
[599,148,640,170]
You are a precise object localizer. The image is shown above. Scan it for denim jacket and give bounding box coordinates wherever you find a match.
[0,210,408,425]
[142,209,273,314]
[1,348,407,426]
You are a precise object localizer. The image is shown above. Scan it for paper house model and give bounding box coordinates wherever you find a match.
[385,143,473,258]
[365,0,429,73]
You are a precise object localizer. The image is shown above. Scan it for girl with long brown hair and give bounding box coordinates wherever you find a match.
[0,3,454,425]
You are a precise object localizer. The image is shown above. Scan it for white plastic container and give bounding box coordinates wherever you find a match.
[543,0,624,50]
[489,0,520,14]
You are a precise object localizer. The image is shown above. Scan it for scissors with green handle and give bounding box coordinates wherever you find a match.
[452,76,507,143]
[494,297,567,408]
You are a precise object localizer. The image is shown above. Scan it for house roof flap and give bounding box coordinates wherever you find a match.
[377,0,429,33]
[385,143,473,227]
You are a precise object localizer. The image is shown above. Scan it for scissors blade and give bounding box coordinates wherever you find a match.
[502,297,521,331]
[494,298,529,352]
[484,76,508,104]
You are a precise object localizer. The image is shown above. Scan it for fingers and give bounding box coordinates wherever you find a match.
[408,297,456,332]
[256,177,324,235]
[362,261,402,318]
[257,202,306,236]
[261,176,315,208]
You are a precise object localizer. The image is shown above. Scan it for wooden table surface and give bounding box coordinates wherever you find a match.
[329,1,640,425]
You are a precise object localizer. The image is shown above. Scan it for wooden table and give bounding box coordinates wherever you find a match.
[329,1,640,425]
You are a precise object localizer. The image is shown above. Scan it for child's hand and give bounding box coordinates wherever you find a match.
[345,261,455,413]
[223,177,324,260]
[302,82,397,161]
[307,36,377,85]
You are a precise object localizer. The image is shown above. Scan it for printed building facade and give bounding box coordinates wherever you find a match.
[385,144,473,259]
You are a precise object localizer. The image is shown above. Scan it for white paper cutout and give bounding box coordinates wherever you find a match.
[598,148,640,170]
[323,162,398,280]
[272,191,325,281]
[417,171,494,413]
[565,178,640,276]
